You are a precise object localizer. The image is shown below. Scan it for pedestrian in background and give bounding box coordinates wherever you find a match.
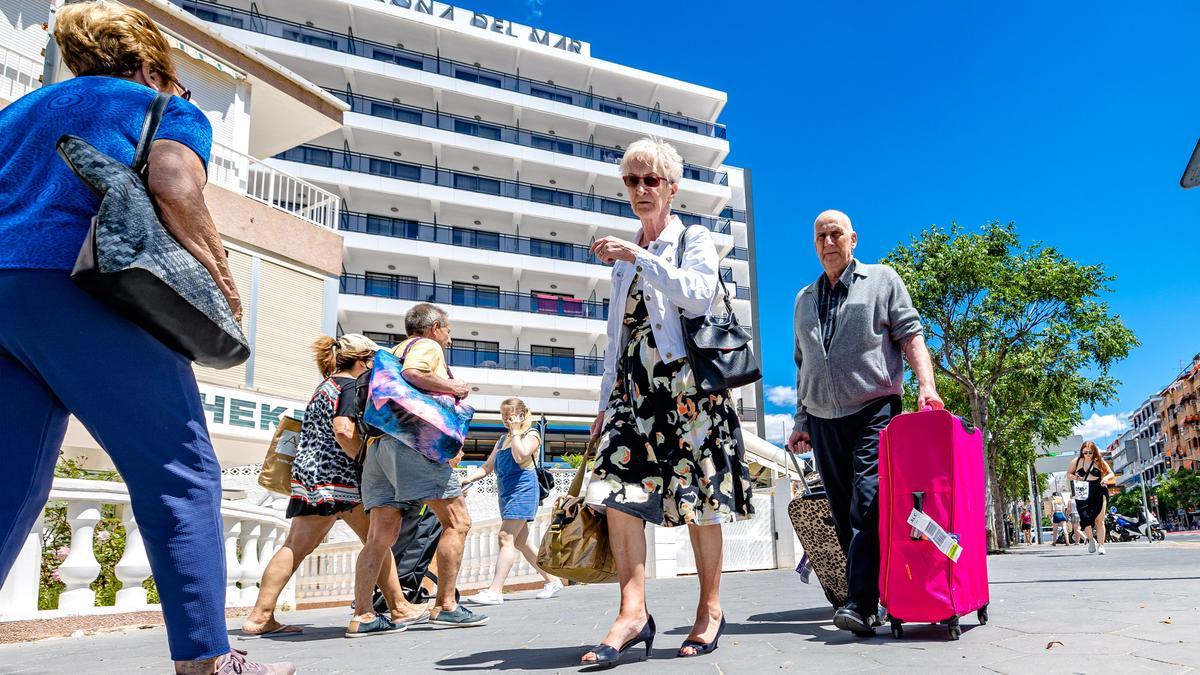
[0,3,286,672]
[1068,441,1115,555]
[1050,492,1068,546]
[460,398,564,605]
[786,209,943,637]
[582,138,754,666]
[1020,507,1034,544]
[348,303,487,636]
[242,334,428,638]
[1065,495,1083,544]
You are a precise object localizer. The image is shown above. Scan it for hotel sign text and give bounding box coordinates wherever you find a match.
[374,0,589,56]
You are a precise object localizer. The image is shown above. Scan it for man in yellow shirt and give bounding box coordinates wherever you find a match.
[349,303,486,635]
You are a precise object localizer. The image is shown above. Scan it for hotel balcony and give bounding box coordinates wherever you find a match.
[327,90,729,187]
[340,273,608,320]
[0,45,41,109]
[175,0,730,149]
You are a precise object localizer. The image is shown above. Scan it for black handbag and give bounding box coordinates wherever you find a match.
[56,92,250,369]
[676,226,762,396]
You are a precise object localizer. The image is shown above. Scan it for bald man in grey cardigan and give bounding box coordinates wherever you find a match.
[786,210,942,636]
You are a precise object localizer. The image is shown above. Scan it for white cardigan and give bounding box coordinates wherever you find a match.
[598,216,722,410]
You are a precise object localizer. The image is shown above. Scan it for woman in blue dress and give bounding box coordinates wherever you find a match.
[460,398,564,604]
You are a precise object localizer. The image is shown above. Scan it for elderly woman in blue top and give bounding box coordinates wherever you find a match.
[581,138,753,667]
[0,3,285,674]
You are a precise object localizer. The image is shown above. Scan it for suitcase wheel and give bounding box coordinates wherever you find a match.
[977,604,989,626]
[946,615,961,641]
[889,619,903,639]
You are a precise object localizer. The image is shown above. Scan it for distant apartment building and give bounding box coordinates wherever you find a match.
[1160,356,1200,473]
[1,0,348,471]
[1114,395,1168,489]
[175,0,764,461]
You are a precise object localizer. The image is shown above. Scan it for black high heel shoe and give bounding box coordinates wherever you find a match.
[580,614,656,669]
[678,616,726,657]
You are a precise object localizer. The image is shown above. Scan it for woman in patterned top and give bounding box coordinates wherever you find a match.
[242,334,426,636]
[580,139,753,667]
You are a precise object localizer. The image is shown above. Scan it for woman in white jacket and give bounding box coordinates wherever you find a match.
[579,139,753,667]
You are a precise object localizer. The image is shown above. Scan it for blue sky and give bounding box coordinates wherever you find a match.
[473,1,1200,444]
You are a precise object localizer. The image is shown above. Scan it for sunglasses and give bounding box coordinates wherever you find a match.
[176,82,192,101]
[622,174,670,188]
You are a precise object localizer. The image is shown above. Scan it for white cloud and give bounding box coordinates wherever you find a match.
[765,385,798,407]
[764,414,795,446]
[1072,412,1132,442]
[526,0,545,18]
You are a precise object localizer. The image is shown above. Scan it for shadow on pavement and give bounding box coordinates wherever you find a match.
[436,644,659,671]
[229,625,346,642]
[992,576,1200,584]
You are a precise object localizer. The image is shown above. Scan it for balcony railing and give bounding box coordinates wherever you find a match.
[0,45,41,102]
[328,90,729,186]
[735,285,751,300]
[372,340,604,376]
[341,273,609,321]
[177,0,727,140]
[721,206,747,223]
[277,145,732,234]
[738,405,758,422]
[729,246,749,261]
[209,142,340,229]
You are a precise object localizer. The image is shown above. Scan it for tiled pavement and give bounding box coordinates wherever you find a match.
[2,538,1198,674]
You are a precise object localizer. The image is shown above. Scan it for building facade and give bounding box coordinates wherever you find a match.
[1160,357,1200,473]
[1114,395,1168,489]
[2,0,349,472]
[176,0,764,461]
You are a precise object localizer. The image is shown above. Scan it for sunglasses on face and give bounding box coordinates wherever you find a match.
[622,174,670,188]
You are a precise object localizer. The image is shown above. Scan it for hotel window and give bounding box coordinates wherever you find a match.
[370,101,423,125]
[599,102,638,119]
[531,345,576,374]
[192,8,244,28]
[364,273,416,299]
[449,339,501,368]
[284,30,337,50]
[530,86,572,104]
[455,69,503,89]
[368,158,421,181]
[452,282,501,309]
[372,49,423,70]
[454,174,502,195]
[454,120,502,141]
[452,227,501,251]
[530,186,573,207]
[663,118,700,134]
[529,237,572,261]
[531,135,575,155]
[366,215,419,239]
[362,331,406,348]
[532,290,583,317]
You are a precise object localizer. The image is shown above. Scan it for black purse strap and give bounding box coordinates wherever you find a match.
[132,92,173,176]
[676,225,734,317]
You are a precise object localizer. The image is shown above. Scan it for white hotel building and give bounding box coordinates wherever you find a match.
[176,0,765,461]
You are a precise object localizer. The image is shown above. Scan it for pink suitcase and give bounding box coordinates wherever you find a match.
[878,408,989,640]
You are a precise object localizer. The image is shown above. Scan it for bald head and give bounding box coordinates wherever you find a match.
[814,209,854,233]
[813,209,857,280]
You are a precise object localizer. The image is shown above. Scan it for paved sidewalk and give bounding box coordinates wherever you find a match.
[2,540,1198,674]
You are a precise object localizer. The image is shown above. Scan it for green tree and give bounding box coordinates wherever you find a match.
[1157,468,1200,513]
[885,222,1137,549]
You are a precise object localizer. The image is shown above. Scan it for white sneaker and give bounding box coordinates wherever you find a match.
[469,589,503,605]
[535,581,564,600]
[1088,540,1097,553]
[1098,546,1106,555]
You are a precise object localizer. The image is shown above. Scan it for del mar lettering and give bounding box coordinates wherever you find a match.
[380,0,586,56]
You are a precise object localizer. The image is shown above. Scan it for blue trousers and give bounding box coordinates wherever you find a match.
[0,270,229,661]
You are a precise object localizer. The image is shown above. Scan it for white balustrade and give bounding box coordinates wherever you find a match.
[0,45,41,103]
[57,501,102,612]
[0,477,290,621]
[208,142,341,230]
[113,506,151,610]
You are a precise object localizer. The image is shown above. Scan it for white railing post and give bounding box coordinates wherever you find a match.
[773,477,801,570]
[238,522,263,605]
[222,517,244,607]
[644,525,678,580]
[114,507,152,609]
[208,143,341,230]
[0,512,44,617]
[58,501,103,611]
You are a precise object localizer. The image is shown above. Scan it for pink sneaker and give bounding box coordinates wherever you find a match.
[214,649,295,674]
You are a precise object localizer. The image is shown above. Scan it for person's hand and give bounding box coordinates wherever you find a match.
[917,384,944,411]
[590,236,641,265]
[449,380,470,400]
[590,412,605,439]
[450,450,465,468]
[786,429,811,453]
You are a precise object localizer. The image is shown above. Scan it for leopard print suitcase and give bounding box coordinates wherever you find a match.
[786,467,849,609]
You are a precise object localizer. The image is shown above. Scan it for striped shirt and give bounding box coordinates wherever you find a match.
[816,260,855,352]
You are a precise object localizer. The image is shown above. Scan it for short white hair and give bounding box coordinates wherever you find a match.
[620,138,683,183]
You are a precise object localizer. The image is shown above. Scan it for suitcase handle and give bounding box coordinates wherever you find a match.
[911,492,925,540]
[784,448,818,498]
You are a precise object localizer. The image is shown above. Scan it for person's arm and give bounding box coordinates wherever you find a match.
[902,333,943,410]
[591,227,719,315]
[1066,459,1081,481]
[787,292,811,453]
[332,416,361,458]
[402,368,469,398]
[462,440,499,485]
[146,140,242,321]
[509,429,541,465]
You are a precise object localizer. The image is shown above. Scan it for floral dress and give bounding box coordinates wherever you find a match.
[287,377,362,518]
[585,279,753,527]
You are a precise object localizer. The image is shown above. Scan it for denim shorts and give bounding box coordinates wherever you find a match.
[361,436,461,511]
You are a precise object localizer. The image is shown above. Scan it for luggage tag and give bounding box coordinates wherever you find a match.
[907,508,963,563]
